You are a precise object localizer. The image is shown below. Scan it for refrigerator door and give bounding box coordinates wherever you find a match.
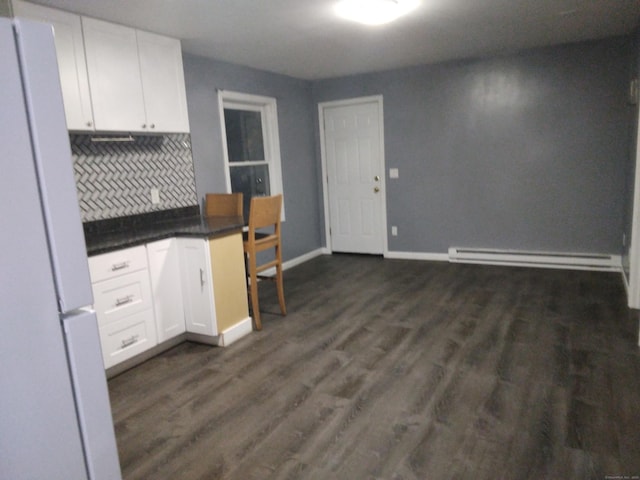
[13,18,93,313]
[0,18,88,480]
[63,309,122,480]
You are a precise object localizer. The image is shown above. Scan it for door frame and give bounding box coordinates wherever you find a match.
[318,95,388,255]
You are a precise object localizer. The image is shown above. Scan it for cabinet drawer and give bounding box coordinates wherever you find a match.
[99,309,157,369]
[89,245,148,283]
[92,269,152,326]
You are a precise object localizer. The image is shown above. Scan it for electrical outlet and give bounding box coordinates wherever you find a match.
[391,226,398,236]
[389,168,399,179]
[151,188,160,204]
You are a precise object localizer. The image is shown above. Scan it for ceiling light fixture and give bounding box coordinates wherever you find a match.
[335,0,420,26]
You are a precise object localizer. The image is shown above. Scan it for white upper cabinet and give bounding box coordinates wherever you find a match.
[82,18,147,133]
[12,1,95,131]
[15,2,190,134]
[137,31,190,133]
[82,17,190,133]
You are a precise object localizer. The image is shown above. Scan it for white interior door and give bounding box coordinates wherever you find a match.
[322,98,385,254]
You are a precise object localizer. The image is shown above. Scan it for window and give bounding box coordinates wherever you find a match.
[218,90,284,220]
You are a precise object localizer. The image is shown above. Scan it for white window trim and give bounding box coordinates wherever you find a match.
[217,90,285,219]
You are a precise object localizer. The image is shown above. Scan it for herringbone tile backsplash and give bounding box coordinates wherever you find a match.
[71,134,198,222]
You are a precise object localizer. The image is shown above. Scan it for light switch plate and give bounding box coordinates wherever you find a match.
[389,168,399,179]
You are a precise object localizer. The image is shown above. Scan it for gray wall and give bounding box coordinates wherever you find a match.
[183,54,323,261]
[313,37,635,256]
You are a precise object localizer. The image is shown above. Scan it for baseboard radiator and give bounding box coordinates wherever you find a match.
[448,247,621,271]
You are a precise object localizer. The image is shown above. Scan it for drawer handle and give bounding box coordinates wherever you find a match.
[111,261,130,271]
[115,295,133,307]
[121,335,139,349]
[200,268,205,289]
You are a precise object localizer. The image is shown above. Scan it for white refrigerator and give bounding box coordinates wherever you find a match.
[0,17,121,480]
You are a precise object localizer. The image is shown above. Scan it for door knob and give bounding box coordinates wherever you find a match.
[374,186,380,193]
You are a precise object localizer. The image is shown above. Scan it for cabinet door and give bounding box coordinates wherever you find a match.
[12,1,94,131]
[91,269,153,327]
[99,309,157,369]
[137,30,190,133]
[82,17,146,132]
[88,244,148,283]
[147,238,186,342]
[178,238,217,336]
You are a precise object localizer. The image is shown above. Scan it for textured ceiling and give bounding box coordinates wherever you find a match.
[25,0,640,79]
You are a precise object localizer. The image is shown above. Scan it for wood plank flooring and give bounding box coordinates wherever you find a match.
[108,254,640,480]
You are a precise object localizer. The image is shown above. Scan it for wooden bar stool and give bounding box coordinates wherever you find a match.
[243,194,286,330]
[205,193,243,218]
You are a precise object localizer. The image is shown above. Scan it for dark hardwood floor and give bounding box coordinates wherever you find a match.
[108,254,640,480]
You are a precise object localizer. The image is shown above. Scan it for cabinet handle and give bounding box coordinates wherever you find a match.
[115,295,133,307]
[111,261,130,271]
[86,121,92,127]
[200,268,205,289]
[150,123,155,129]
[142,123,147,129]
[121,335,139,349]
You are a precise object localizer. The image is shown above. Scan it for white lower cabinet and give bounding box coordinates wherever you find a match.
[91,269,152,324]
[177,237,217,337]
[98,310,157,369]
[89,235,250,369]
[89,246,157,369]
[146,238,186,342]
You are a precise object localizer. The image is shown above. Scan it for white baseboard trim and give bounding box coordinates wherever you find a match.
[283,248,329,270]
[261,247,329,276]
[385,251,449,262]
[263,246,621,272]
[218,317,253,347]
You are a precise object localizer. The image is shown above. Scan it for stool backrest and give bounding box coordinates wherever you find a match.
[205,193,243,218]
[248,194,282,234]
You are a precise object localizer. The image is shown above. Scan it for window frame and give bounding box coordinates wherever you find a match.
[218,90,285,220]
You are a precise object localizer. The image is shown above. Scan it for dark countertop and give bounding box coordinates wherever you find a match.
[85,211,244,256]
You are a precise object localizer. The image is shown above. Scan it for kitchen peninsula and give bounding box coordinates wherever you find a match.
[84,206,251,375]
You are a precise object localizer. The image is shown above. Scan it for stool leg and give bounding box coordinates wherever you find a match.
[249,256,261,330]
[274,242,286,316]
[276,263,286,316]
